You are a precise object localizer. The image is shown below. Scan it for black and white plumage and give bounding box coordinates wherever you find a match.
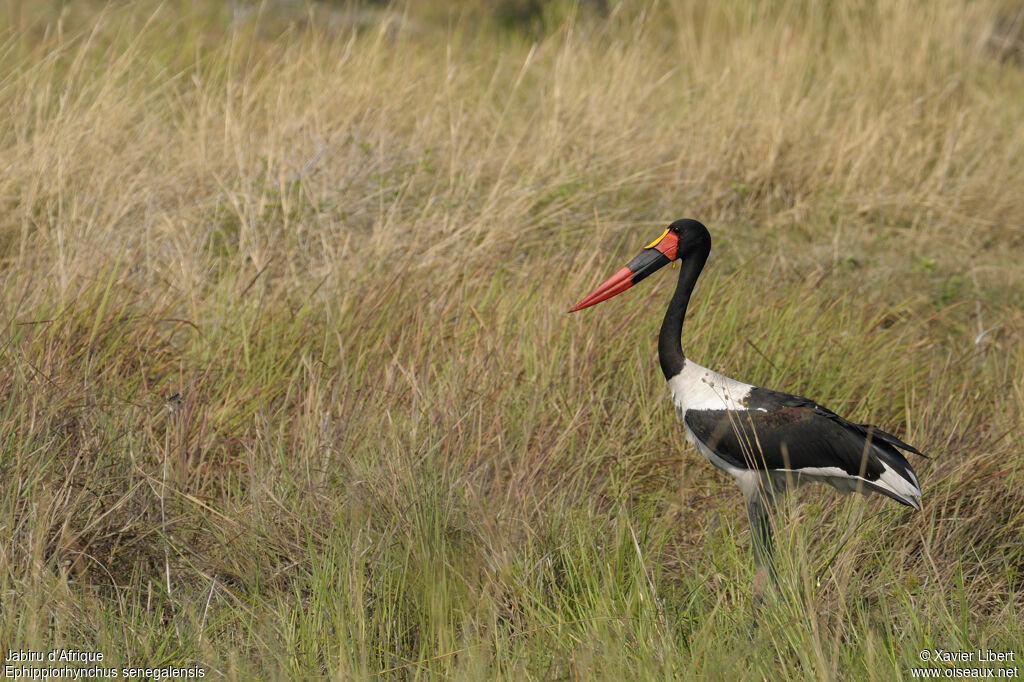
[570,218,923,590]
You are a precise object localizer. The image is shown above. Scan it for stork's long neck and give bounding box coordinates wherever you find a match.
[658,250,707,380]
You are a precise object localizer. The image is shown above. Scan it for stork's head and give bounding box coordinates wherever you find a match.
[570,219,709,312]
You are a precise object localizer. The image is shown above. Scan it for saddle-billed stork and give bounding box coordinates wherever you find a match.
[570,219,923,597]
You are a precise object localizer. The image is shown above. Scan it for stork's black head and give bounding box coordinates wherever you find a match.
[667,218,711,255]
[569,218,710,312]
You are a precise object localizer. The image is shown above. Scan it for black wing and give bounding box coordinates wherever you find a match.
[683,387,922,486]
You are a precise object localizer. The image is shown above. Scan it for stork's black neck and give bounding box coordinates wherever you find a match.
[658,248,708,380]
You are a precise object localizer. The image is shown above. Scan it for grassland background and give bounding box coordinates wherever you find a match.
[1,0,1023,679]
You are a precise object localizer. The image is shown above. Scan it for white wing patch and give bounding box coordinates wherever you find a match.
[875,460,923,508]
[765,463,922,510]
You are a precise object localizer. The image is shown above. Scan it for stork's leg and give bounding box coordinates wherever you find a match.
[745,487,777,607]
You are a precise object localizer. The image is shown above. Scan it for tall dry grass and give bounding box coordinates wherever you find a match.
[1,0,1022,678]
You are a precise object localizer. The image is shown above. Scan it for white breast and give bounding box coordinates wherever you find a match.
[666,360,754,415]
[667,360,761,493]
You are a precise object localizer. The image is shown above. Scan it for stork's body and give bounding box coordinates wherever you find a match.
[668,359,922,510]
[571,219,923,593]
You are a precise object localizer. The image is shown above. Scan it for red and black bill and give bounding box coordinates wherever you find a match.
[569,227,679,312]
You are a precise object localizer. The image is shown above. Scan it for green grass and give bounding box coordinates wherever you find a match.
[1,0,1023,679]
